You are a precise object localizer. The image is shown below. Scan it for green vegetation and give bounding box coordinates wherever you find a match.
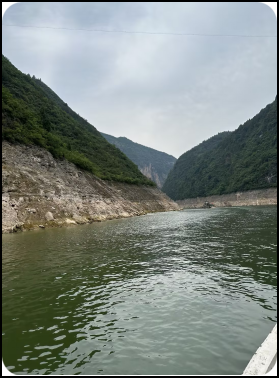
[162,97,277,200]
[101,132,176,187]
[2,55,155,186]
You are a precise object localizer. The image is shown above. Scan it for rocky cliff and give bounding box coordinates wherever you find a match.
[101,133,176,188]
[2,142,179,233]
[139,163,166,188]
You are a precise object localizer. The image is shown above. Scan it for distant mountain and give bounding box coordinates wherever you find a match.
[101,133,176,188]
[2,55,154,186]
[162,97,277,200]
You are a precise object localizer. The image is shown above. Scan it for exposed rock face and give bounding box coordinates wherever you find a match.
[139,164,166,188]
[2,142,179,233]
[176,189,277,209]
[100,133,176,188]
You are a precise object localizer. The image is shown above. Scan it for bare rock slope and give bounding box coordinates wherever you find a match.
[176,189,277,209]
[2,142,179,233]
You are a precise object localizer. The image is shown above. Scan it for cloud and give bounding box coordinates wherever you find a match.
[2,2,277,157]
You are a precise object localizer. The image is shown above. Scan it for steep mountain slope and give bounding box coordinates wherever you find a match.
[162,97,277,200]
[162,132,231,199]
[2,141,179,233]
[101,133,176,188]
[2,55,154,186]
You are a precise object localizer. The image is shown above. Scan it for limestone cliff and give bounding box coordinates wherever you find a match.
[101,133,176,188]
[2,142,179,233]
[139,164,167,188]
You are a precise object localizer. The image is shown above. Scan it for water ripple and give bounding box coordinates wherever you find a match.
[2,206,277,375]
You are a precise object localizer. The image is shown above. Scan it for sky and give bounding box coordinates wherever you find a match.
[2,2,277,158]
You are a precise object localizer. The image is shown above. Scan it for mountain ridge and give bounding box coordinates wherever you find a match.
[162,97,277,200]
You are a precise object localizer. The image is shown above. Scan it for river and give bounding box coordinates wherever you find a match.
[2,206,277,375]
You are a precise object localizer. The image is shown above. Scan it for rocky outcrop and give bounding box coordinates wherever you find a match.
[176,188,277,209]
[2,142,179,233]
[100,133,176,188]
[139,164,166,188]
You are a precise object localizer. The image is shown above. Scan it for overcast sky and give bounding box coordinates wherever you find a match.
[2,2,277,158]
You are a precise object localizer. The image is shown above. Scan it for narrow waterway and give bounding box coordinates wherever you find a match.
[2,206,277,375]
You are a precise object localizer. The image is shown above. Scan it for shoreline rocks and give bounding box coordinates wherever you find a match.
[176,188,277,209]
[2,141,179,233]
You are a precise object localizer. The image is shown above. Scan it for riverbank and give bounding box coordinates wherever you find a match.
[2,141,179,233]
[176,188,277,209]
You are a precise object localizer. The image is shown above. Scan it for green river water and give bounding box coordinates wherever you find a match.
[2,206,277,375]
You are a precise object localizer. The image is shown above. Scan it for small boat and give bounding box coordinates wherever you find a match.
[242,324,277,375]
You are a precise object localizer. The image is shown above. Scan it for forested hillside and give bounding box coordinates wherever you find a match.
[2,55,154,186]
[101,133,176,188]
[162,98,277,200]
